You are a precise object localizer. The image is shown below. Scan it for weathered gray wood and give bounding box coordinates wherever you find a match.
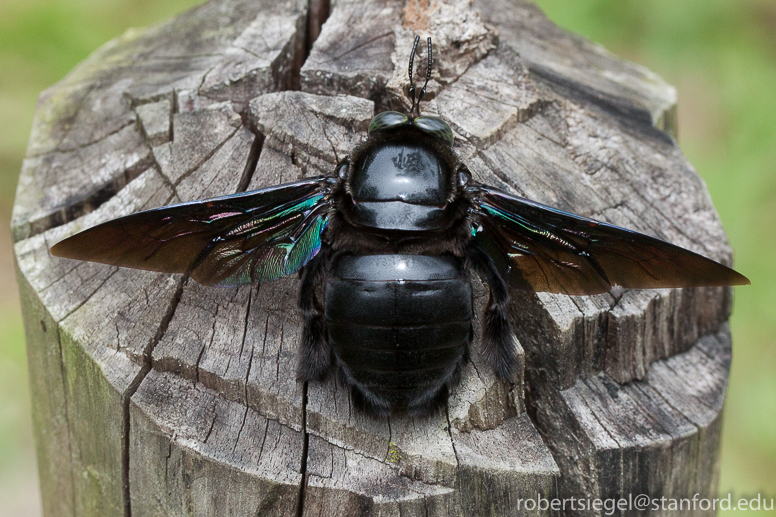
[130,370,303,516]
[300,0,402,109]
[14,0,740,515]
[16,168,180,516]
[12,0,308,242]
[535,326,731,515]
[476,0,679,138]
[135,100,172,147]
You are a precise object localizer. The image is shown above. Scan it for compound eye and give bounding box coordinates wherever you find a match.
[335,160,349,181]
[368,111,409,135]
[457,167,471,187]
[413,116,454,146]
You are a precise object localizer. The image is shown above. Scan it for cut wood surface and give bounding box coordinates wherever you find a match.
[14,0,736,515]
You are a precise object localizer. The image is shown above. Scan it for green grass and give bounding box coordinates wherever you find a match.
[0,0,774,513]
[0,304,28,468]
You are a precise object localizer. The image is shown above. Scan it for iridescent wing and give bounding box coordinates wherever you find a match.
[468,185,749,295]
[50,178,334,287]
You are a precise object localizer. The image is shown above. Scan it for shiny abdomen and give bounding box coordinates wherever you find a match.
[324,254,472,414]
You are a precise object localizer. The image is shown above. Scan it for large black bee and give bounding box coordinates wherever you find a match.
[51,37,748,417]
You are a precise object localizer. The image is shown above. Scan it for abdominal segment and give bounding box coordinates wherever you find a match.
[324,254,472,416]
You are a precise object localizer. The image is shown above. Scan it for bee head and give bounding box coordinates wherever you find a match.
[366,36,454,147]
[367,112,454,146]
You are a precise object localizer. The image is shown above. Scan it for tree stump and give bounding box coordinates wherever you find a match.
[13,0,736,515]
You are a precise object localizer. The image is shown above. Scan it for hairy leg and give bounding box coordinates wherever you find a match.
[466,243,518,380]
[297,248,332,381]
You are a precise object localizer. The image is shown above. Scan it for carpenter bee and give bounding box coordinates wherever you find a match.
[51,37,749,417]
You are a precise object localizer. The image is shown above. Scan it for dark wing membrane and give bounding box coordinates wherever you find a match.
[469,185,749,295]
[50,178,333,287]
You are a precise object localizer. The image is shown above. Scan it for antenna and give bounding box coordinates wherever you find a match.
[407,36,432,115]
[407,36,420,114]
[416,37,432,114]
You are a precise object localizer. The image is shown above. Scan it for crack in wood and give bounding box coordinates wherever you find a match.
[60,269,119,323]
[18,139,155,243]
[444,405,460,469]
[237,130,265,193]
[123,275,186,517]
[306,0,332,56]
[529,64,676,145]
[332,31,393,62]
[168,125,242,193]
[296,381,310,517]
[26,118,136,160]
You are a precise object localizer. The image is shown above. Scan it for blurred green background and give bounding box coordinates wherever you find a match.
[0,0,773,514]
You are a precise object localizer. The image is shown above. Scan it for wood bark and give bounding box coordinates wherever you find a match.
[13,0,735,515]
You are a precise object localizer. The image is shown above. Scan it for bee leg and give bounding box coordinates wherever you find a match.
[297,249,332,381]
[466,243,518,380]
